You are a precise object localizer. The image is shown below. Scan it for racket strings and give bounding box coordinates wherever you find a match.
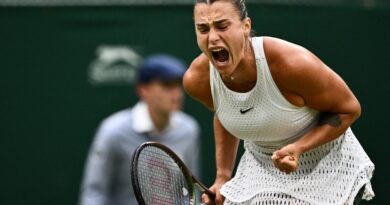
[136,146,192,205]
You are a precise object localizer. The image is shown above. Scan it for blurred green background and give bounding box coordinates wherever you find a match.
[0,1,389,204]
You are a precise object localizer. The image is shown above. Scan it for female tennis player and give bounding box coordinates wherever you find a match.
[183,0,375,204]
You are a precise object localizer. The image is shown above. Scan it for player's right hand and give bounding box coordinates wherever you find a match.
[202,182,224,205]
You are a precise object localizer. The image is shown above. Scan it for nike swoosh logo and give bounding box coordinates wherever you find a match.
[240,107,254,114]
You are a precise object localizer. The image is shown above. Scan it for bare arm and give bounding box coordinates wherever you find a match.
[264,37,361,173]
[286,49,360,153]
[183,54,239,204]
[183,54,214,111]
[210,115,240,204]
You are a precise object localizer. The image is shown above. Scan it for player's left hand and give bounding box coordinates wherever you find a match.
[271,144,301,174]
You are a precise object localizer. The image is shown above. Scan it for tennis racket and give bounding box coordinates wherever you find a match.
[131,142,215,205]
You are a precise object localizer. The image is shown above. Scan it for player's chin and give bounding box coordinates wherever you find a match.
[171,103,182,111]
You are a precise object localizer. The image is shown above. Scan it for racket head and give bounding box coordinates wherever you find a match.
[131,142,195,205]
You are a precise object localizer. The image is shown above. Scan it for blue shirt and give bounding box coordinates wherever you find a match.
[79,101,200,205]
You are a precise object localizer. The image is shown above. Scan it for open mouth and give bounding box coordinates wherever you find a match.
[211,48,229,64]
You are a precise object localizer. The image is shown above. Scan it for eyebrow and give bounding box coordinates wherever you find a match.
[196,19,229,27]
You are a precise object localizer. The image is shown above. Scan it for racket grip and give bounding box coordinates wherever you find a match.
[195,182,215,198]
[204,189,216,199]
[202,188,216,205]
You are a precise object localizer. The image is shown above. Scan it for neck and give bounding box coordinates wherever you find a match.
[222,41,257,92]
[148,107,170,133]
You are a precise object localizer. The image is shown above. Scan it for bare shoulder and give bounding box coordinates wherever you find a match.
[263,36,315,70]
[183,54,214,111]
[262,36,360,115]
[262,36,340,106]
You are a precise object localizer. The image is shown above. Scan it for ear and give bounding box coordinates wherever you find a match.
[243,17,252,36]
[137,84,147,100]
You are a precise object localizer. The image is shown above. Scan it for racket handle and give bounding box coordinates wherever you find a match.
[195,183,216,204]
[194,181,215,198]
[204,189,216,199]
[192,175,216,204]
[201,192,216,205]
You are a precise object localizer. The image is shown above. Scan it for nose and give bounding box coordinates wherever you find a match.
[208,28,220,45]
[171,87,183,110]
[172,86,183,100]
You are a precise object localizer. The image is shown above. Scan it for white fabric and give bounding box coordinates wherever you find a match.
[209,37,375,204]
[210,37,319,147]
[131,101,178,134]
[221,129,374,204]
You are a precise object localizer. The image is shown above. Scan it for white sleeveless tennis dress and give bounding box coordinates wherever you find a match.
[210,37,375,205]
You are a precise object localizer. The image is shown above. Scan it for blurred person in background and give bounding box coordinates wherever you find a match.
[79,53,201,205]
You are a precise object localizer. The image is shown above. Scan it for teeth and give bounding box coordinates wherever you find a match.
[211,48,223,52]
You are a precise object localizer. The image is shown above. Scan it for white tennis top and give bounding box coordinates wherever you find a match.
[210,37,319,147]
[210,37,375,204]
